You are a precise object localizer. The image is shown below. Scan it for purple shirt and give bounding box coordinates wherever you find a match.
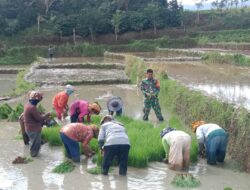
[69,100,90,122]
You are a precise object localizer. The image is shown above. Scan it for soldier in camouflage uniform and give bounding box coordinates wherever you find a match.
[140,69,164,121]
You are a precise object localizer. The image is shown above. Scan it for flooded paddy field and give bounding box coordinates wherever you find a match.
[0,56,250,189]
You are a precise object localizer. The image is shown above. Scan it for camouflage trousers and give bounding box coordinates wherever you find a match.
[143,97,164,121]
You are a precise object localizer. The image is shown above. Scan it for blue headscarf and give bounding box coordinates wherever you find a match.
[66,89,74,95]
[160,127,176,138]
[29,99,40,106]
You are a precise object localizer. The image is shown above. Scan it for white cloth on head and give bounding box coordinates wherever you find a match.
[196,123,221,144]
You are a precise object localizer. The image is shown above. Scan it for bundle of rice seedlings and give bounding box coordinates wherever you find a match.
[8,111,19,121]
[12,156,33,164]
[52,160,75,173]
[15,103,24,116]
[87,166,102,175]
[0,103,13,119]
[224,187,233,190]
[171,173,200,188]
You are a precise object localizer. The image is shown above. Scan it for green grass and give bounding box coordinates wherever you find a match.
[203,52,250,66]
[52,160,75,173]
[12,70,36,96]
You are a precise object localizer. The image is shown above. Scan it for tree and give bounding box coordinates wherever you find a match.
[168,0,182,27]
[129,11,147,32]
[144,2,164,34]
[79,9,107,43]
[111,10,124,40]
[195,1,203,25]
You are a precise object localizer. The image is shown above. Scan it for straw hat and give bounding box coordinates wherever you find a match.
[191,120,206,132]
[107,96,123,112]
[28,91,43,101]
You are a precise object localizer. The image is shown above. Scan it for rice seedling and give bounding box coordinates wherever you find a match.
[171,173,200,188]
[224,187,233,190]
[52,160,75,173]
[0,103,13,119]
[7,111,19,122]
[42,127,62,146]
[14,134,23,140]
[15,103,24,116]
[87,166,102,175]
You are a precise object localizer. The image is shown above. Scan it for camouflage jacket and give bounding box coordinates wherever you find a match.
[140,78,160,99]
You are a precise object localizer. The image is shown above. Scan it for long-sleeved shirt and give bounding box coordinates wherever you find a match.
[60,123,93,145]
[196,123,222,144]
[98,120,130,147]
[23,102,48,132]
[69,100,90,122]
[140,78,160,99]
[162,130,191,157]
[52,91,69,111]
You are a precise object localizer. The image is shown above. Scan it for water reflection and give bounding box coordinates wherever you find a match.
[190,84,250,110]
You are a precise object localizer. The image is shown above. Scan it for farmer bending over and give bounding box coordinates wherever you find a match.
[192,121,228,165]
[69,100,101,123]
[60,123,99,162]
[98,115,130,175]
[161,127,191,170]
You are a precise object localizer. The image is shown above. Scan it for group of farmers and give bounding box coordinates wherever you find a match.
[19,68,228,176]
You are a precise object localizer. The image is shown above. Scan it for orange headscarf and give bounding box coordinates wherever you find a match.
[191,120,206,132]
[89,102,101,114]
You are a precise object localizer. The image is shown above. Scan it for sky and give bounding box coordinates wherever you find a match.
[179,0,213,10]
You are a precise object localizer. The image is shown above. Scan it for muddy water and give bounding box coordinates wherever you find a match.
[0,74,16,96]
[1,57,250,189]
[1,122,250,190]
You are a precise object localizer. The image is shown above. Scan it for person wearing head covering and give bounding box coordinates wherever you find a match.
[98,115,130,175]
[107,96,123,116]
[23,91,51,157]
[52,84,74,120]
[161,127,191,170]
[69,100,101,123]
[192,121,228,165]
[140,69,164,121]
[60,123,99,162]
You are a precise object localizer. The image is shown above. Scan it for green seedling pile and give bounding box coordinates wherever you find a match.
[171,173,200,188]
[0,103,47,122]
[87,166,102,175]
[52,160,75,173]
